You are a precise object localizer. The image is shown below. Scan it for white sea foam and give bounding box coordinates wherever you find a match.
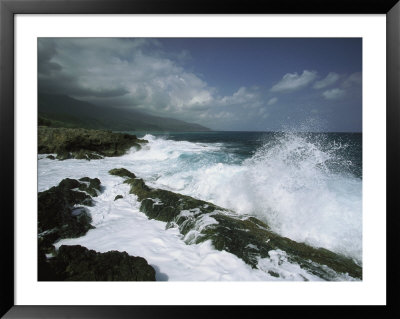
[122,133,362,262]
[38,158,275,281]
[38,132,362,280]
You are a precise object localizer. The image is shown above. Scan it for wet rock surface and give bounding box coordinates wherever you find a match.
[111,167,362,280]
[109,168,137,179]
[38,126,147,160]
[38,177,156,281]
[39,245,156,281]
[38,177,100,251]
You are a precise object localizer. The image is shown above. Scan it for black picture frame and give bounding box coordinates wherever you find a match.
[1,0,399,318]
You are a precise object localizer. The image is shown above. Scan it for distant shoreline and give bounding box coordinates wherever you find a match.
[117,130,362,134]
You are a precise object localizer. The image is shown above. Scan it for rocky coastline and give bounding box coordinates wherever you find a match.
[38,176,156,281]
[38,126,148,160]
[38,127,362,281]
[110,168,362,280]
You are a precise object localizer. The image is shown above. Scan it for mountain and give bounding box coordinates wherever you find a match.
[38,93,210,132]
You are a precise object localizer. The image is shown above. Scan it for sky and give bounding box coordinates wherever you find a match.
[38,38,362,132]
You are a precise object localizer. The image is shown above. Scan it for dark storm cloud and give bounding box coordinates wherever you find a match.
[38,39,62,75]
[37,38,362,131]
[38,38,130,98]
[37,38,262,119]
[39,72,129,98]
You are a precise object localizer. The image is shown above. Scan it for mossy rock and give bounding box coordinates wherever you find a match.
[109,168,136,179]
[74,150,104,161]
[78,177,101,197]
[268,271,280,278]
[114,168,362,280]
[38,126,147,160]
[114,195,123,201]
[56,151,73,160]
[124,178,151,201]
[86,152,104,160]
[40,245,156,281]
[74,150,88,160]
[197,214,362,279]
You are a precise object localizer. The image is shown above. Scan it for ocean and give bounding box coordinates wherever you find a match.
[38,131,362,281]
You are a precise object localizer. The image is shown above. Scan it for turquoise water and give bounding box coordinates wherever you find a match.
[39,130,363,279]
[128,131,362,178]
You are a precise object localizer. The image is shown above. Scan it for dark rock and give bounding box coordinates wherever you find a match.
[74,150,88,160]
[86,152,104,160]
[58,178,82,190]
[114,195,123,201]
[38,231,58,255]
[38,177,157,282]
[46,155,56,160]
[41,245,156,281]
[75,150,104,161]
[38,126,148,160]
[78,177,101,197]
[113,168,362,280]
[268,271,280,278]
[109,168,136,179]
[56,151,73,160]
[124,178,151,200]
[38,177,101,250]
[38,249,63,281]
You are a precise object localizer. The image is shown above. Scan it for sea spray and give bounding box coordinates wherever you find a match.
[126,132,362,263]
[242,132,362,262]
[39,131,362,280]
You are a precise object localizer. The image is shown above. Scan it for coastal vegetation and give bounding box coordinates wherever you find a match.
[39,93,210,132]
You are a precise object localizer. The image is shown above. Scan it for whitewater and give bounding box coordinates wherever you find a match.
[38,131,362,281]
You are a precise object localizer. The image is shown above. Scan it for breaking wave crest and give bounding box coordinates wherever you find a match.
[127,132,362,262]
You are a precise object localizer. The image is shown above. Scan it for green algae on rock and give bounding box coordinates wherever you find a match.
[109,168,136,179]
[110,168,362,280]
[78,177,101,197]
[39,245,156,281]
[38,126,148,160]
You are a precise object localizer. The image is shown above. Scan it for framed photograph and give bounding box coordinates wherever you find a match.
[1,0,398,317]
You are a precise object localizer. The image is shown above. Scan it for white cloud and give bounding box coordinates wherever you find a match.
[39,38,266,121]
[322,88,346,100]
[258,107,266,115]
[219,87,262,109]
[270,70,317,92]
[213,111,234,119]
[342,72,362,88]
[313,72,340,89]
[267,97,278,105]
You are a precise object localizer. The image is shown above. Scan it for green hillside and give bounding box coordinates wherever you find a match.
[38,93,210,132]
